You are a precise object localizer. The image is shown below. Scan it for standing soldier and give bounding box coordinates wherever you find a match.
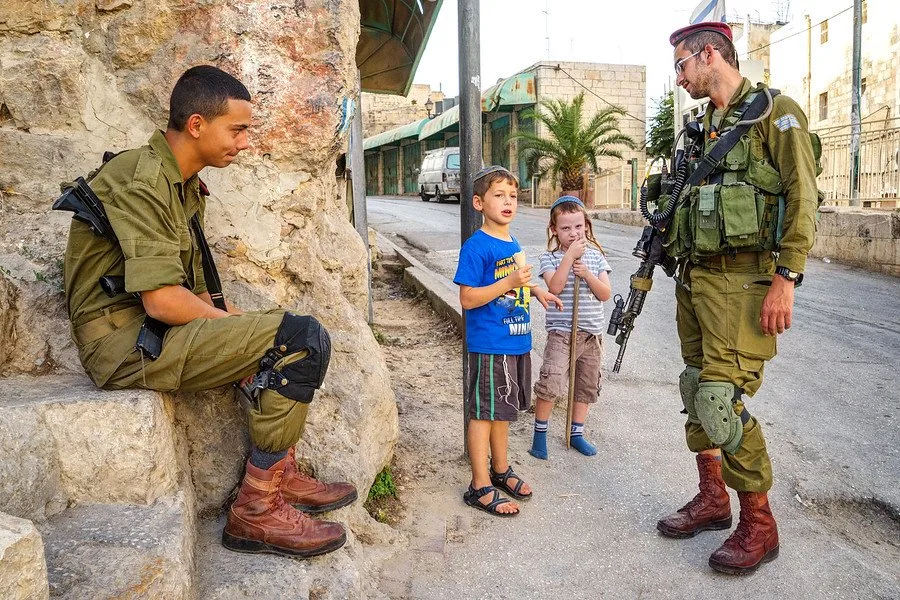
[61,65,357,559]
[655,23,818,574]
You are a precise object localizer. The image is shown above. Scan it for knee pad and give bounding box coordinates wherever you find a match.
[695,382,743,454]
[679,366,701,424]
[241,313,331,405]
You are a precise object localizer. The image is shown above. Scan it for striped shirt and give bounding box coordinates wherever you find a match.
[538,247,612,335]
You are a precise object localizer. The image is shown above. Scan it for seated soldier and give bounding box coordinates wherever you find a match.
[62,65,357,559]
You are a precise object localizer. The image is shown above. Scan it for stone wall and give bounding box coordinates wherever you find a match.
[530,61,646,208]
[362,84,443,137]
[0,0,397,526]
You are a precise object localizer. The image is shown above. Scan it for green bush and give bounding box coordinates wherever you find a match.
[367,466,397,501]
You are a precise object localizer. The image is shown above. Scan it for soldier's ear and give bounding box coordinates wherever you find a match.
[185,113,204,139]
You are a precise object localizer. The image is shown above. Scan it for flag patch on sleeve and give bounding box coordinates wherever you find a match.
[774,114,801,132]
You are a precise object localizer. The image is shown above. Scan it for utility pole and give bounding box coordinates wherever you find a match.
[349,72,373,323]
[849,0,862,206]
[459,0,482,456]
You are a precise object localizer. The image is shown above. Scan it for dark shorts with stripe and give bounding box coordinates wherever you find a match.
[465,352,532,422]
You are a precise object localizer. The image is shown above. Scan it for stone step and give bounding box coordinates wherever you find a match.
[36,492,195,599]
[0,511,49,600]
[0,375,180,523]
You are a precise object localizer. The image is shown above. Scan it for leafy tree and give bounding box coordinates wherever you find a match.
[510,92,635,192]
[646,90,674,160]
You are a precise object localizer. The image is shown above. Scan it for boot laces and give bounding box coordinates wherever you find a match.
[732,495,759,544]
[272,489,309,526]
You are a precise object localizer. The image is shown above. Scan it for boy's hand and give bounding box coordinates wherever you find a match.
[572,259,591,279]
[532,287,563,311]
[565,238,586,260]
[507,264,533,288]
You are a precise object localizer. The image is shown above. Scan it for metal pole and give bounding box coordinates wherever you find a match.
[349,71,373,323]
[849,0,862,206]
[630,158,638,211]
[459,0,483,457]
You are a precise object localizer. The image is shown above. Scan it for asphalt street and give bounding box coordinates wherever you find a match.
[368,194,900,599]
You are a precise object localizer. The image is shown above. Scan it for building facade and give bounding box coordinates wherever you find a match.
[362,61,646,208]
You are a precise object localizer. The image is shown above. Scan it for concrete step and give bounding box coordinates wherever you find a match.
[0,511,49,600]
[37,492,195,599]
[0,375,180,523]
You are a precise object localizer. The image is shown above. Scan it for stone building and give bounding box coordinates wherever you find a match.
[363,61,647,208]
[362,83,444,137]
[769,0,899,205]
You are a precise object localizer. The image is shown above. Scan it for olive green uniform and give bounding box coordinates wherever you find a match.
[64,131,307,452]
[673,79,817,491]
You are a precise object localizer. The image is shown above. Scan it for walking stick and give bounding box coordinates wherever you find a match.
[565,275,581,449]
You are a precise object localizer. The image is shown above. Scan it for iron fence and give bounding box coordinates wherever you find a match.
[816,118,900,208]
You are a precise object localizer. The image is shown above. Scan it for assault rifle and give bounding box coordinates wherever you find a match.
[607,121,704,373]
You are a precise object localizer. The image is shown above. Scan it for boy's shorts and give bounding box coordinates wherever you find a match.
[533,330,603,404]
[465,352,532,421]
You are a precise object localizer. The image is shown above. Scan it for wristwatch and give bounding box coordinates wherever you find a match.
[774,266,803,286]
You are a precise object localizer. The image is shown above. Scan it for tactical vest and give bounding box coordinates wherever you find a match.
[663,84,822,261]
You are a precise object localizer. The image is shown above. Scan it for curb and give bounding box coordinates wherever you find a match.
[375,232,463,329]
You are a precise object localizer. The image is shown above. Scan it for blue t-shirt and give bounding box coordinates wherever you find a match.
[453,230,532,355]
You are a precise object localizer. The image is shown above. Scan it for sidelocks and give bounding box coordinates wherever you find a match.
[607,85,778,372]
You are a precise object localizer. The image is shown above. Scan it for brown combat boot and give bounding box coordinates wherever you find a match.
[280,446,358,514]
[708,491,779,574]
[222,458,347,558]
[657,453,732,538]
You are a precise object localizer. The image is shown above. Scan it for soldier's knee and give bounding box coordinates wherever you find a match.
[694,381,745,454]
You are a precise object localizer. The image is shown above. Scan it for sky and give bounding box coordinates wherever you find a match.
[413,0,817,118]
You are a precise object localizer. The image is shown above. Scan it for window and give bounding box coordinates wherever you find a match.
[820,19,828,44]
[862,0,867,24]
[446,154,460,169]
[819,92,828,121]
[861,77,867,96]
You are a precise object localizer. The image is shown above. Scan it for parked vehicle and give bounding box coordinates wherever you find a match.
[417,147,460,202]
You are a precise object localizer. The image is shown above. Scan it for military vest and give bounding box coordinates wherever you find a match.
[663,84,822,261]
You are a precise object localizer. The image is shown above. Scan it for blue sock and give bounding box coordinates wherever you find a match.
[570,422,596,456]
[529,419,549,460]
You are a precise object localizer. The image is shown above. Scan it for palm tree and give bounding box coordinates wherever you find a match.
[512,92,635,194]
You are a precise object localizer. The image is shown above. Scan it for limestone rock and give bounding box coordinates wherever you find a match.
[0,376,180,518]
[0,512,49,600]
[38,493,194,599]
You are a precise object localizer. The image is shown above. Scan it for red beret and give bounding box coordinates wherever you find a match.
[669,21,733,46]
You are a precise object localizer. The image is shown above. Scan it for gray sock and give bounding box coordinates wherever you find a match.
[249,446,289,470]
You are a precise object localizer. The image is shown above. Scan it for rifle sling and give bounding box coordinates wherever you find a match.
[190,214,227,311]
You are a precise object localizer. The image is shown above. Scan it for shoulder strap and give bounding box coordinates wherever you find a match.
[687,88,778,188]
[190,214,227,311]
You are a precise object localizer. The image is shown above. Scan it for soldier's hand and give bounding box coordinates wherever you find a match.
[760,276,795,335]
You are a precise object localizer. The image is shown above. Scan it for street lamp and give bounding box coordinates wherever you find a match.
[424,97,434,119]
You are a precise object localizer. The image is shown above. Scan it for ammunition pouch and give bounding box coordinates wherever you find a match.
[241,313,331,405]
[695,382,744,455]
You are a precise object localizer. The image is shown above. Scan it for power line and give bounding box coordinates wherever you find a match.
[747,5,853,55]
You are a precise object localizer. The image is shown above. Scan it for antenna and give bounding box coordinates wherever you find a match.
[543,0,550,58]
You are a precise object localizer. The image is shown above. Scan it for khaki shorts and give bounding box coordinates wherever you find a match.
[465,352,532,422]
[533,330,603,404]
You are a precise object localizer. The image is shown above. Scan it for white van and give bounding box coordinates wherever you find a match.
[417,147,460,202]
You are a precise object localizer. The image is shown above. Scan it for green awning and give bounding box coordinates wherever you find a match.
[481,73,537,111]
[363,118,430,150]
[357,0,444,95]
[418,73,537,141]
[418,104,459,141]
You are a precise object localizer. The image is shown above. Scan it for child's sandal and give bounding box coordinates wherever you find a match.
[463,484,519,517]
[489,466,533,500]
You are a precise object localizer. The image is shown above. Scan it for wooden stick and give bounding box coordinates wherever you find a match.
[566,275,581,449]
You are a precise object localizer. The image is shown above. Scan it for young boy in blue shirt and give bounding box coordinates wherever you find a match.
[453,166,562,516]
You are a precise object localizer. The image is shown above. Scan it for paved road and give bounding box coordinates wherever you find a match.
[368,194,900,599]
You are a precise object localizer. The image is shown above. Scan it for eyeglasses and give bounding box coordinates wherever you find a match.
[674,50,703,75]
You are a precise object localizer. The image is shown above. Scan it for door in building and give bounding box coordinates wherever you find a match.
[383,148,399,195]
[365,152,379,196]
[490,116,511,170]
[517,115,534,188]
[402,142,420,194]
